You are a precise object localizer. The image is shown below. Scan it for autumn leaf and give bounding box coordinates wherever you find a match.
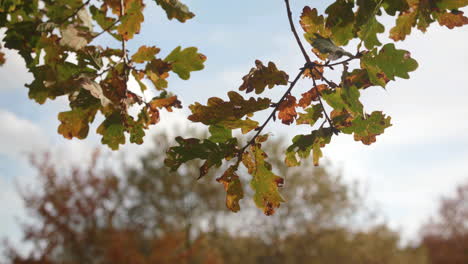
[361,44,418,87]
[131,45,160,63]
[165,46,206,80]
[153,0,195,22]
[325,0,355,45]
[298,84,328,108]
[97,112,126,150]
[149,95,182,112]
[208,125,232,143]
[58,108,98,140]
[188,91,270,125]
[437,11,468,29]
[165,137,238,179]
[239,60,289,94]
[296,104,323,126]
[145,59,172,90]
[278,95,297,125]
[285,127,334,167]
[300,6,330,40]
[341,111,392,145]
[117,0,145,40]
[216,166,244,212]
[242,140,284,215]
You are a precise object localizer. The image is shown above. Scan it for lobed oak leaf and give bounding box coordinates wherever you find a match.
[165,46,206,80]
[278,95,297,125]
[117,0,145,40]
[149,96,182,112]
[188,91,270,126]
[358,16,385,49]
[285,127,334,167]
[437,11,468,29]
[97,112,126,150]
[341,111,392,145]
[58,108,98,140]
[298,84,328,108]
[153,0,195,22]
[220,118,259,134]
[300,6,330,40]
[216,166,244,212]
[165,137,238,179]
[390,11,416,41]
[239,60,289,94]
[361,44,418,87]
[131,45,160,63]
[242,143,284,215]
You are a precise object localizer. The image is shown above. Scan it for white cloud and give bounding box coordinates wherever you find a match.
[0,110,49,158]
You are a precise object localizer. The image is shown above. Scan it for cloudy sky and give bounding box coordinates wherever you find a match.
[1,0,467,247]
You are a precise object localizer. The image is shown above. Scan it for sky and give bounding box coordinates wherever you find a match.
[1,0,468,248]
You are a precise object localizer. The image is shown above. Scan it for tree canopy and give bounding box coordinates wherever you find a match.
[1,0,467,214]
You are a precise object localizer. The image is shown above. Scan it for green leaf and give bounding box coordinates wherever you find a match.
[321,86,363,117]
[358,16,385,49]
[165,137,238,179]
[437,0,468,10]
[239,60,289,94]
[97,113,126,150]
[361,43,418,87]
[165,46,206,80]
[382,0,409,16]
[209,125,232,143]
[342,111,392,145]
[325,0,355,45]
[242,143,284,215]
[153,0,195,22]
[220,118,259,134]
[389,11,417,41]
[216,166,244,212]
[296,104,323,126]
[188,91,270,126]
[285,127,334,167]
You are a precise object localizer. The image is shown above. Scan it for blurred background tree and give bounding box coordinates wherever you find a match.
[420,181,468,264]
[2,130,446,264]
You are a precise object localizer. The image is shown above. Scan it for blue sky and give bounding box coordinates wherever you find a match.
[1,0,468,247]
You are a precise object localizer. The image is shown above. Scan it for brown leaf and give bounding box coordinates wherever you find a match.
[149,96,182,112]
[437,11,468,29]
[239,60,289,94]
[278,95,297,125]
[298,84,328,108]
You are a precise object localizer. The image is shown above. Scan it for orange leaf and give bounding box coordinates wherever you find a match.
[278,95,297,125]
[298,84,328,108]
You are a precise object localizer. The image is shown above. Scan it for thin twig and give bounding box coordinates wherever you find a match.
[312,67,337,88]
[284,0,311,63]
[91,19,121,40]
[59,0,91,24]
[311,68,336,133]
[239,68,305,155]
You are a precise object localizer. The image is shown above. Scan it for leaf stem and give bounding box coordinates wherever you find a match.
[284,0,311,63]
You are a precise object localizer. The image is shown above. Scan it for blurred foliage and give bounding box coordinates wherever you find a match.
[3,132,429,263]
[420,181,468,264]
